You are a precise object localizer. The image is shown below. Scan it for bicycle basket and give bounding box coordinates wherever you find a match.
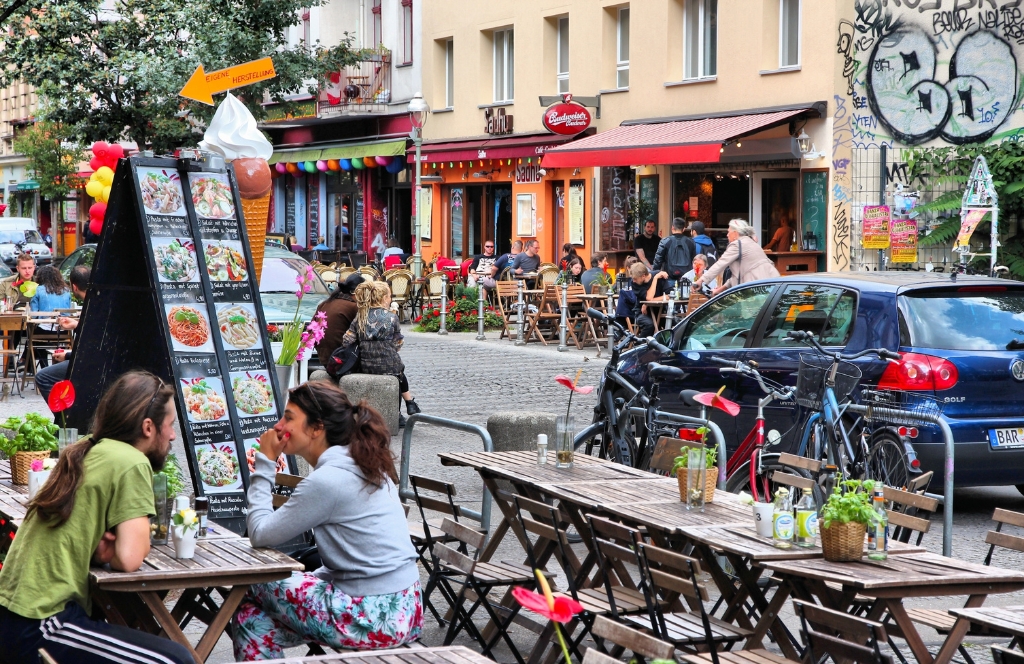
[796,354,863,409]
[859,389,943,426]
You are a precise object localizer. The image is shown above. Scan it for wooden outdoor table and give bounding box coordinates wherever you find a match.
[947,605,1024,649]
[260,645,493,664]
[762,552,1024,664]
[91,537,303,663]
[681,523,927,658]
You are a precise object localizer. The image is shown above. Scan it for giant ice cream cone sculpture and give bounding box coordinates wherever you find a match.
[199,93,274,282]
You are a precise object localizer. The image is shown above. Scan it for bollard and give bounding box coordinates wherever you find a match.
[606,290,615,354]
[558,282,569,351]
[665,297,675,330]
[515,279,526,346]
[438,273,449,335]
[476,281,486,340]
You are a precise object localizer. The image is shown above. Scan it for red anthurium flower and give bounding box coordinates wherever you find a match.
[511,586,584,623]
[692,391,740,417]
[554,375,594,394]
[47,380,76,413]
[678,428,704,442]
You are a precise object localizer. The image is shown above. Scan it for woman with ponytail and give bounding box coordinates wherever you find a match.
[0,371,192,664]
[232,380,422,660]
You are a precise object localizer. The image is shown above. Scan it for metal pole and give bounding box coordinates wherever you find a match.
[438,274,449,335]
[515,279,526,346]
[475,280,486,340]
[606,290,615,354]
[413,129,423,280]
[878,144,887,272]
[558,282,569,351]
[626,406,729,490]
[991,207,999,276]
[665,297,675,330]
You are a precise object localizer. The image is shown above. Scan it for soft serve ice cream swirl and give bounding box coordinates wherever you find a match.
[199,93,273,162]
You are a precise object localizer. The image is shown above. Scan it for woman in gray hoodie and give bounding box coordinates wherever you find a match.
[232,382,422,660]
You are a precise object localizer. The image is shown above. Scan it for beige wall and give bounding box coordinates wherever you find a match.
[0,82,37,158]
[421,0,841,139]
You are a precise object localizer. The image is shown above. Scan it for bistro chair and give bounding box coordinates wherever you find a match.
[387,269,414,322]
[993,647,1024,664]
[358,265,379,280]
[794,600,893,664]
[0,314,26,398]
[589,615,675,664]
[538,264,559,286]
[335,266,357,282]
[423,271,447,311]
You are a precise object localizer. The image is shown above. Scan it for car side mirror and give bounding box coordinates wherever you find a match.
[654,329,674,351]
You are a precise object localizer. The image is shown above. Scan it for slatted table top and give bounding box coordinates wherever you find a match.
[260,645,496,664]
[596,489,753,532]
[439,450,654,483]
[91,537,302,592]
[682,523,927,561]
[948,605,1024,636]
[763,551,1024,591]
[534,477,683,508]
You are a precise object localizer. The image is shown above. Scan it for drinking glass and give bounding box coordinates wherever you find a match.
[686,447,705,511]
[151,474,169,545]
[58,427,78,454]
[555,416,575,469]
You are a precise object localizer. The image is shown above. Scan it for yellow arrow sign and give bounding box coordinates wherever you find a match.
[179,57,277,105]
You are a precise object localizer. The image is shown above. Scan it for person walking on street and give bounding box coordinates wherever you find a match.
[343,282,421,426]
[0,371,193,664]
[651,217,696,292]
[694,218,779,296]
[634,220,660,269]
[0,253,36,309]
[689,221,717,263]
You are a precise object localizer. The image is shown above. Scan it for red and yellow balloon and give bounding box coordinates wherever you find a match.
[86,141,123,235]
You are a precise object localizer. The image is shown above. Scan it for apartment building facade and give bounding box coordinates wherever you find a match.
[0,82,40,221]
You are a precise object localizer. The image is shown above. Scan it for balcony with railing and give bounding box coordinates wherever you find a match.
[319,50,392,117]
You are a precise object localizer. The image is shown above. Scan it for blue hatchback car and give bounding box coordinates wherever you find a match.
[616,272,1024,492]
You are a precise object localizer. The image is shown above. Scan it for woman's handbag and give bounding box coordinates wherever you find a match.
[325,344,360,379]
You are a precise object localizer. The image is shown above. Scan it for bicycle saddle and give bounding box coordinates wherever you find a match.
[649,363,685,380]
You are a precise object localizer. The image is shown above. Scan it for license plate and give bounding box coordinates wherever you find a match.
[989,427,1024,449]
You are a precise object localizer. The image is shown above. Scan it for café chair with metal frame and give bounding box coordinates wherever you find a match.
[993,646,1024,664]
[794,600,893,664]
[589,615,675,664]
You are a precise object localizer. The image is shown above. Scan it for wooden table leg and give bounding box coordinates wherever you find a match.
[139,591,203,664]
[194,585,248,661]
[929,595,987,664]
[744,577,792,652]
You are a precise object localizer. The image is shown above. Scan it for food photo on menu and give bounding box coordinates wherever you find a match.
[203,240,248,282]
[230,371,276,417]
[195,442,243,492]
[216,303,262,350]
[243,438,288,474]
[165,303,215,353]
[152,238,199,283]
[138,167,186,216]
[181,376,229,423]
[190,173,236,219]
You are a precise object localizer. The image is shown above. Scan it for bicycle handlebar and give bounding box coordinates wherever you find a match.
[710,355,793,399]
[786,330,902,362]
[588,308,671,356]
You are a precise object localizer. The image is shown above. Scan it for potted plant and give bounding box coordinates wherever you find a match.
[672,428,718,503]
[820,479,876,561]
[591,271,613,295]
[171,506,199,559]
[0,414,58,485]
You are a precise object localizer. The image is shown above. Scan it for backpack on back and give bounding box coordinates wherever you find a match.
[665,236,694,279]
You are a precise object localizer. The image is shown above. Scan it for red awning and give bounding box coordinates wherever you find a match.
[541,109,810,168]
[410,132,587,164]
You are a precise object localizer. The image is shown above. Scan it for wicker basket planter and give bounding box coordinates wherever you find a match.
[11,450,52,485]
[820,520,866,561]
[676,470,718,504]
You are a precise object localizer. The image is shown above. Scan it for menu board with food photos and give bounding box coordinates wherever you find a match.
[66,155,290,535]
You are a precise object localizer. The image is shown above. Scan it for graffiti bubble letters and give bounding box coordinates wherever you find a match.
[867,26,1018,144]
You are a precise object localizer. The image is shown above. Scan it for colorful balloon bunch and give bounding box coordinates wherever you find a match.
[271,155,405,178]
[85,141,124,236]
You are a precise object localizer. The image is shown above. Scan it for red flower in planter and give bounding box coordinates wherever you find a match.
[512,586,583,623]
[554,374,594,395]
[48,380,75,413]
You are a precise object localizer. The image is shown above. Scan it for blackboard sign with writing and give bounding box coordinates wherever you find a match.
[67,155,290,535]
[801,170,828,271]
[600,166,633,252]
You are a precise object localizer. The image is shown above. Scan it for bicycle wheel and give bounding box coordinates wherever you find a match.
[866,431,911,490]
[726,455,825,507]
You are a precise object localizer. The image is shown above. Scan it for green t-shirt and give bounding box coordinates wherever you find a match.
[0,438,155,619]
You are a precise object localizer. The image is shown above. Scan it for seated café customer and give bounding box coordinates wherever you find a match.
[558,256,584,285]
[558,242,578,271]
[0,371,192,664]
[36,266,89,403]
[487,240,522,286]
[511,239,541,276]
[683,254,717,291]
[233,381,423,660]
[617,261,668,338]
[30,265,71,314]
[467,240,498,288]
[582,253,609,293]
[314,273,363,363]
[0,253,35,309]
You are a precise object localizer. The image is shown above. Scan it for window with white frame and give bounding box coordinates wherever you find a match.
[780,0,800,67]
[493,28,514,102]
[402,0,413,64]
[445,39,455,108]
[556,17,569,94]
[683,0,717,79]
[617,7,630,88]
[371,0,382,48]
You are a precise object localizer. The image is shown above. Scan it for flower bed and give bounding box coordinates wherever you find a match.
[413,285,504,333]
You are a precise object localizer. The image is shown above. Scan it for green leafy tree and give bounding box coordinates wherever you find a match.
[0,0,362,154]
[13,120,86,255]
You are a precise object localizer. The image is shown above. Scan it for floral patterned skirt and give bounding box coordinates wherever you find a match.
[232,572,423,661]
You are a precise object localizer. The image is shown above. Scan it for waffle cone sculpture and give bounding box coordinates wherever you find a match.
[234,157,273,282]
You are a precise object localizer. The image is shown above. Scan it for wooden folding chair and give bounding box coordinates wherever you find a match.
[795,600,893,664]
[686,291,709,315]
[495,280,522,340]
[589,615,675,664]
[0,314,26,397]
[993,646,1024,664]
[524,285,562,344]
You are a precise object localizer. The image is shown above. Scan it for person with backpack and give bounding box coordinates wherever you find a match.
[693,218,779,296]
[651,217,696,292]
[689,221,717,264]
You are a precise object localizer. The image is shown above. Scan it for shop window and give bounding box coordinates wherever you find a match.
[493,28,514,103]
[683,0,717,79]
[445,39,455,108]
[780,0,800,67]
[616,7,630,89]
[556,17,569,94]
[371,0,382,48]
[402,0,413,65]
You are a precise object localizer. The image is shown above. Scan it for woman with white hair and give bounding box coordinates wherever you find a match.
[693,218,779,295]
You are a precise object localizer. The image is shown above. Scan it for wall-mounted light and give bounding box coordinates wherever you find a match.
[572,168,580,176]
[537,168,547,177]
[797,129,825,160]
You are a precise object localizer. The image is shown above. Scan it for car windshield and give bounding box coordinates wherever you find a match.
[259,257,330,295]
[901,288,1024,350]
[0,230,42,244]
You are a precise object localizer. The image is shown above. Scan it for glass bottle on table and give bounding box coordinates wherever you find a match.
[868,487,888,560]
[795,487,818,547]
[772,488,794,549]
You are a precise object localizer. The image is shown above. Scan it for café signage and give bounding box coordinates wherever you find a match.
[485,107,514,135]
[542,98,591,136]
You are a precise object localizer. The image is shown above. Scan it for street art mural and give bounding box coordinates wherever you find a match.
[829,0,1024,270]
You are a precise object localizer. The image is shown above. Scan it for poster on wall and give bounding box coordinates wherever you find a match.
[862,205,891,249]
[516,193,536,236]
[569,182,585,246]
[418,186,432,241]
[955,209,987,250]
[599,166,631,252]
[890,220,918,263]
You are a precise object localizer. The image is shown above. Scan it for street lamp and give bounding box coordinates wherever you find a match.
[409,92,430,278]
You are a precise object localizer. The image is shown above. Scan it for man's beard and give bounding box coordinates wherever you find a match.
[147,445,169,471]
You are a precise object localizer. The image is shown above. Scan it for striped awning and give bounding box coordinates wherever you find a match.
[269,139,406,165]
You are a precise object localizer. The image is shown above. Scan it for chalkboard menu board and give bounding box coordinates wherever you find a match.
[801,170,828,271]
[66,155,289,534]
[600,166,633,252]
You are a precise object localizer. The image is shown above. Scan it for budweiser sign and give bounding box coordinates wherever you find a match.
[542,102,591,136]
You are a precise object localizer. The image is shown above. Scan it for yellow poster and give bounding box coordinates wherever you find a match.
[955,208,987,250]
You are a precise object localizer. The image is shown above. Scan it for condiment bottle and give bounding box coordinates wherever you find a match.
[195,496,209,538]
[868,487,888,560]
[772,488,794,549]
[795,487,818,548]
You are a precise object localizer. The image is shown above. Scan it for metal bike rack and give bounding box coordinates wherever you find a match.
[845,403,955,557]
[627,407,729,490]
[399,413,493,534]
